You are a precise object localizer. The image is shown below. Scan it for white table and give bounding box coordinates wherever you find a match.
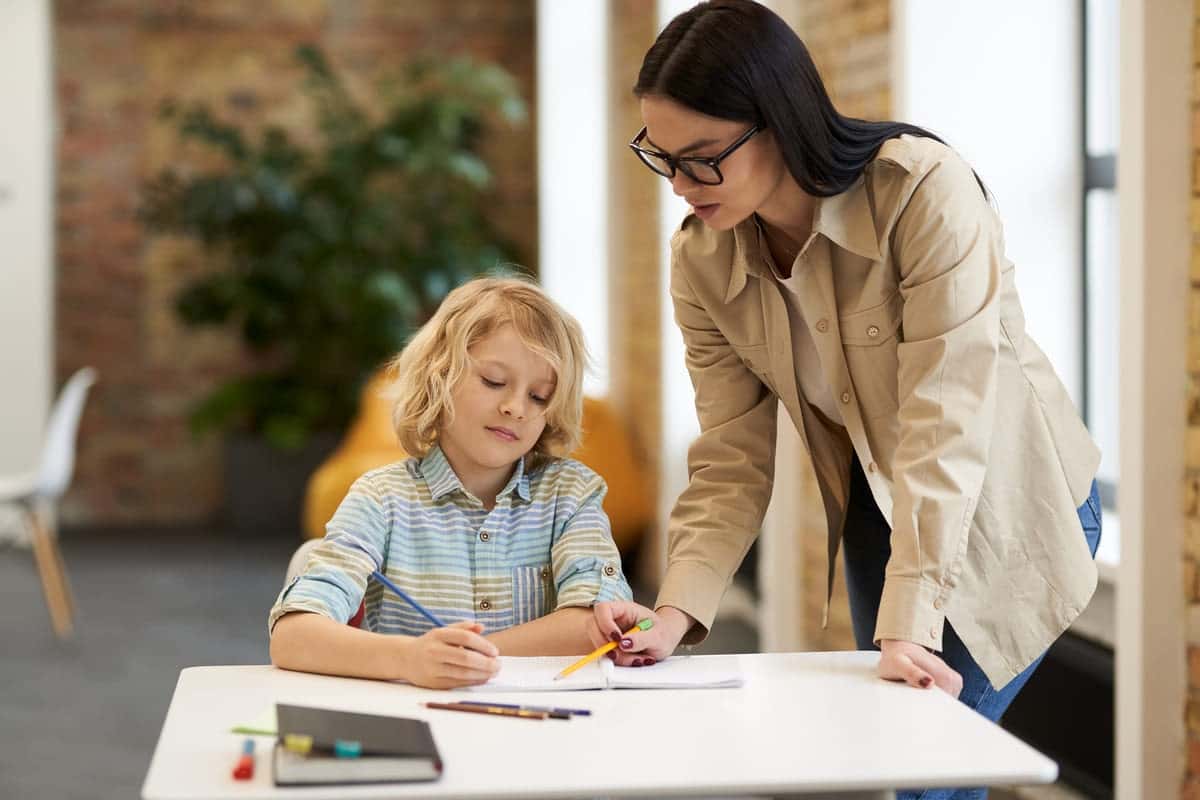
[141,651,1056,799]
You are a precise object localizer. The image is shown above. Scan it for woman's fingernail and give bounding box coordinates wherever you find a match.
[620,638,633,649]
[919,676,932,688]
[606,650,617,660]
[609,632,621,642]
[632,658,644,667]
[645,657,656,666]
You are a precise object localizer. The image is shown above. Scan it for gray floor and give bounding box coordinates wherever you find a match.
[0,528,759,800]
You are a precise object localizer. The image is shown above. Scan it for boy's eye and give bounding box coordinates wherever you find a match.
[530,394,549,405]
[481,377,504,389]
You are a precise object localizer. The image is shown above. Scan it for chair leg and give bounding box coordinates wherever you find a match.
[26,508,74,638]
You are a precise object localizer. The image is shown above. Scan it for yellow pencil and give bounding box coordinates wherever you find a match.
[554,619,653,680]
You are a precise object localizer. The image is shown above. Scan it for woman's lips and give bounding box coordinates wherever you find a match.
[692,202,720,220]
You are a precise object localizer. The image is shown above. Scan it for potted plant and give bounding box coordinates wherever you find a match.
[141,45,526,533]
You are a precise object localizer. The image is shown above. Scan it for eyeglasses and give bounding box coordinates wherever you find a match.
[629,125,762,186]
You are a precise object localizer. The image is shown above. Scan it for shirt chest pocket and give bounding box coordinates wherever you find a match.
[511,564,554,625]
[840,292,902,415]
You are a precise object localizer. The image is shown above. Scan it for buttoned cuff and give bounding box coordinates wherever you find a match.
[655,560,729,646]
[555,558,632,609]
[267,577,343,635]
[872,577,947,652]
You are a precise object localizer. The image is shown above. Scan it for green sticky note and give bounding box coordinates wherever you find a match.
[230,706,277,736]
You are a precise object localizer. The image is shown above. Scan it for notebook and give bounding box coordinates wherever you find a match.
[272,704,442,786]
[462,654,745,692]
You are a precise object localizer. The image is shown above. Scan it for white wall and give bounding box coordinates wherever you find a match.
[656,0,701,582]
[536,0,609,396]
[0,0,54,473]
[893,0,1083,406]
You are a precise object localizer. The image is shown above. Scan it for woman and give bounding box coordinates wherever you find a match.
[592,2,1101,795]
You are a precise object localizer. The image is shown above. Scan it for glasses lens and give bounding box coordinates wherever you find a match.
[634,148,674,178]
[679,160,722,185]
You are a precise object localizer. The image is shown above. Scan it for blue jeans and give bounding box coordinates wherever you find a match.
[841,457,1102,800]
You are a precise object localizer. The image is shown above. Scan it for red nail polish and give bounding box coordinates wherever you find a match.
[620,638,633,649]
[632,658,644,667]
[645,658,656,666]
[919,676,932,688]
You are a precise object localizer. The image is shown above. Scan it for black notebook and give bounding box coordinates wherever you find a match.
[272,703,442,786]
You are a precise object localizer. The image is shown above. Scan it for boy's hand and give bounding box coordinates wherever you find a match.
[589,601,692,666]
[401,621,500,689]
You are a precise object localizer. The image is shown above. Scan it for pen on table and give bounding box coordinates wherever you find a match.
[555,618,653,680]
[425,701,548,720]
[457,700,591,717]
[371,569,446,628]
[232,737,255,780]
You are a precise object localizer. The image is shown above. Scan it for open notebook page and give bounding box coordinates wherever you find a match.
[461,654,746,692]
[606,654,744,689]
[463,656,608,692]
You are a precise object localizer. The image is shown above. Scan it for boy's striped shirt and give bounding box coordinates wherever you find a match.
[269,445,632,636]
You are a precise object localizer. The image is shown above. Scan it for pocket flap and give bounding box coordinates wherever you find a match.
[839,293,902,346]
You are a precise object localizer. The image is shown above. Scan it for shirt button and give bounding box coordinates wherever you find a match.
[867,325,880,338]
[930,626,939,639]
[540,567,550,580]
[840,391,851,404]
[867,462,878,473]
[479,599,491,611]
[934,598,944,610]
[479,531,490,542]
[603,564,617,577]
[815,319,829,333]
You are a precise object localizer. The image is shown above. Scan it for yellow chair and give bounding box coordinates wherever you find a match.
[303,374,653,557]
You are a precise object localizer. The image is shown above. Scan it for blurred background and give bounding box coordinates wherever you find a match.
[2,1,1190,799]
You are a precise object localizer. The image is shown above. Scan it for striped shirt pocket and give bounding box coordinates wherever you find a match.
[511,564,553,625]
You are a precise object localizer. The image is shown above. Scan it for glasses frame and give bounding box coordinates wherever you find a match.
[629,124,762,186]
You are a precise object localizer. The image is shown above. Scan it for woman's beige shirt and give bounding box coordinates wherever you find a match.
[657,135,1100,688]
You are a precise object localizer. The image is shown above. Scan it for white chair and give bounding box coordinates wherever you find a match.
[0,367,97,638]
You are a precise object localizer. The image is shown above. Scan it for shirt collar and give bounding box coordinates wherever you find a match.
[418,444,532,505]
[724,175,882,301]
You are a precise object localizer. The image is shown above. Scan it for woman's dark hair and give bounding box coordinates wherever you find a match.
[637,0,981,197]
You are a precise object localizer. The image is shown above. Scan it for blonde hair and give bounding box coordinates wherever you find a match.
[388,275,589,470]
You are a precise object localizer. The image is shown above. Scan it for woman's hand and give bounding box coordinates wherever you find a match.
[878,638,963,698]
[589,601,693,666]
[401,621,500,689]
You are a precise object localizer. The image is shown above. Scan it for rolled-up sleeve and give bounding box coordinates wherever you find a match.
[267,473,391,634]
[549,470,632,609]
[875,152,1002,651]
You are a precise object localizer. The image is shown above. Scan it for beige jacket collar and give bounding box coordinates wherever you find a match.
[724,177,882,303]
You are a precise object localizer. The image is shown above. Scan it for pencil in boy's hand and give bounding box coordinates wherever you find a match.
[554,618,653,680]
[371,569,446,628]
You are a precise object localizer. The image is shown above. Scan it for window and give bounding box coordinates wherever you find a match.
[1081,0,1120,563]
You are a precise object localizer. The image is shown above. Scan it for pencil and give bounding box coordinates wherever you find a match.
[554,618,653,680]
[425,702,548,720]
[371,570,446,628]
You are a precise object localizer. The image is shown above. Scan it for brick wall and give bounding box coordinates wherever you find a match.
[54,1,536,527]
[1185,4,1200,791]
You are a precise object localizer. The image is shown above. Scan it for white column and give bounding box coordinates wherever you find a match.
[0,0,54,474]
[1116,0,1189,796]
[536,0,609,396]
[654,0,700,585]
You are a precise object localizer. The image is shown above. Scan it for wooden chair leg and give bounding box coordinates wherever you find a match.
[26,508,74,638]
